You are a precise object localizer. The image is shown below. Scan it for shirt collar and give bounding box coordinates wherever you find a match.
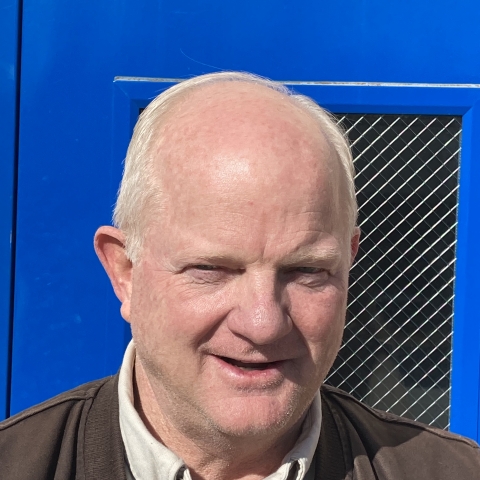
[118,340,321,480]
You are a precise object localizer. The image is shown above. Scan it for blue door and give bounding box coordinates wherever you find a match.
[1,0,480,442]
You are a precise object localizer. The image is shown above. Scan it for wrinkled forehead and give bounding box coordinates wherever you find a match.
[149,82,348,235]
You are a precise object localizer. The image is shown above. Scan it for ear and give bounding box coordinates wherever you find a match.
[350,227,361,267]
[94,226,133,322]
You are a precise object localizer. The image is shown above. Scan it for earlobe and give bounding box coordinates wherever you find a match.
[94,226,133,322]
[350,227,361,266]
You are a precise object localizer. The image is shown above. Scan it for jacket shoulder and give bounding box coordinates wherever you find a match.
[0,376,118,480]
[321,384,478,448]
[0,376,114,431]
[320,384,480,479]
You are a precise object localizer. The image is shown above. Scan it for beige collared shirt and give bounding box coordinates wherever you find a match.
[118,341,322,480]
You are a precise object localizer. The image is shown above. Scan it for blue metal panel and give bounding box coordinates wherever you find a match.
[0,0,20,419]
[99,0,480,84]
[115,79,480,441]
[11,0,480,438]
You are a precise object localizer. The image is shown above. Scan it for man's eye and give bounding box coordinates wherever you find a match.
[295,267,325,274]
[193,265,218,271]
[188,265,228,285]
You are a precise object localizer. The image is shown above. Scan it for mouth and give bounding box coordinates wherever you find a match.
[218,356,281,371]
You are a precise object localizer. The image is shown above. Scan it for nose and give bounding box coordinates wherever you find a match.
[227,272,292,345]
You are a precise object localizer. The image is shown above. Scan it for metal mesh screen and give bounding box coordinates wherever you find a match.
[326,114,461,430]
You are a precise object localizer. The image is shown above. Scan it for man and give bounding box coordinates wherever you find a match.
[0,72,478,480]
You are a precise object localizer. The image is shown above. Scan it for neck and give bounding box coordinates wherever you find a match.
[133,359,304,480]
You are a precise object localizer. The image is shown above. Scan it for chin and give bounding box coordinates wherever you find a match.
[202,393,306,438]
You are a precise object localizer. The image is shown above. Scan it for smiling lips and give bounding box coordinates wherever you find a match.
[219,356,283,371]
[211,354,287,387]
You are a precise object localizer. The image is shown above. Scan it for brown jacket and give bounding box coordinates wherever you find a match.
[0,375,479,479]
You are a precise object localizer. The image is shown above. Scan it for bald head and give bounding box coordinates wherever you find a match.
[114,72,357,262]
[158,82,342,237]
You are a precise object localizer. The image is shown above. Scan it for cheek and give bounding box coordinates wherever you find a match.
[129,267,234,347]
[289,285,347,350]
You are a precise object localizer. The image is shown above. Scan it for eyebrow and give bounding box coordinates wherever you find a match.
[181,254,246,268]
[180,247,342,268]
[281,247,342,267]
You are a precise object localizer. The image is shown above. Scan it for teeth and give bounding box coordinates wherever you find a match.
[221,357,271,370]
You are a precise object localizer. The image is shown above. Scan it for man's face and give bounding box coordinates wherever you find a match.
[126,84,357,439]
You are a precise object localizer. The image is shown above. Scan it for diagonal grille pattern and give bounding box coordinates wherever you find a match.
[326,114,461,430]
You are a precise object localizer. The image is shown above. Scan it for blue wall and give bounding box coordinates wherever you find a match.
[1,0,480,439]
[0,0,20,420]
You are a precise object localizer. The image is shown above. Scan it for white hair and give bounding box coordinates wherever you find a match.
[113,71,357,263]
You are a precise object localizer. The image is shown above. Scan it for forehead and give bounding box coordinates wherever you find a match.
[158,82,329,161]
[148,81,347,239]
